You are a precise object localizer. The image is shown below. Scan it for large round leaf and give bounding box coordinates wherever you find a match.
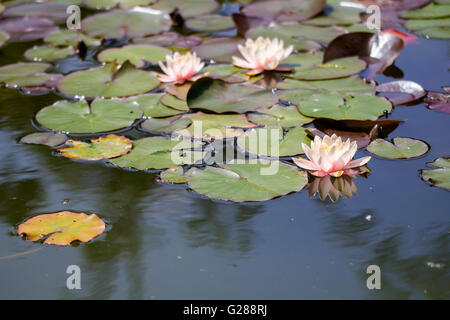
[187,77,279,113]
[151,0,219,18]
[58,135,133,160]
[402,3,450,19]
[108,136,204,170]
[97,44,171,68]
[185,14,235,32]
[84,0,153,9]
[44,29,101,47]
[367,137,429,159]
[57,63,159,98]
[186,161,308,202]
[421,157,450,191]
[237,126,311,157]
[298,93,392,120]
[0,62,61,88]
[248,104,313,127]
[81,8,172,39]
[0,17,57,41]
[2,2,69,23]
[193,37,244,63]
[36,99,143,133]
[25,45,75,61]
[18,211,105,246]
[126,93,185,118]
[277,76,374,95]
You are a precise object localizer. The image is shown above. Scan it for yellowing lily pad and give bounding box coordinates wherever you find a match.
[186,161,308,202]
[367,137,429,159]
[18,211,106,246]
[58,134,133,160]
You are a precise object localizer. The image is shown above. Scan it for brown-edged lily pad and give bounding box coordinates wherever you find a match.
[58,134,133,160]
[18,211,106,246]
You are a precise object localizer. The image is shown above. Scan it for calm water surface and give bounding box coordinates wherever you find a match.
[0,35,449,299]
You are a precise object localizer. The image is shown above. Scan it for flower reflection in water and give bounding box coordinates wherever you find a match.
[307,175,359,203]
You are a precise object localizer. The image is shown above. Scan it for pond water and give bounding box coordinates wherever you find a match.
[0,4,449,299]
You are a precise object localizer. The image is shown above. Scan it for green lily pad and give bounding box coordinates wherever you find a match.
[367,137,429,159]
[25,45,75,61]
[84,0,153,9]
[126,93,185,118]
[98,44,171,68]
[160,94,189,111]
[81,8,172,39]
[405,17,450,30]
[298,93,392,120]
[159,166,187,183]
[2,2,69,24]
[277,76,374,94]
[193,37,244,63]
[0,62,61,88]
[44,29,101,47]
[237,126,311,157]
[142,112,255,140]
[421,157,450,190]
[185,14,234,32]
[0,30,9,47]
[186,161,308,202]
[303,5,362,26]
[58,134,133,160]
[248,104,313,127]
[417,26,450,39]
[20,132,68,147]
[402,3,450,19]
[36,99,143,134]
[151,0,219,18]
[202,64,242,78]
[187,77,279,113]
[18,211,105,246]
[108,136,204,170]
[57,62,159,98]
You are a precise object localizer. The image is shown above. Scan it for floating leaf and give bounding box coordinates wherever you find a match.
[193,37,244,63]
[20,132,68,147]
[160,94,189,111]
[81,8,172,39]
[18,211,105,246]
[25,45,75,61]
[126,93,185,118]
[376,80,426,105]
[159,167,186,183]
[237,126,311,157]
[108,136,204,170]
[404,17,450,39]
[186,161,308,202]
[97,44,171,68]
[298,93,392,120]
[185,14,235,32]
[0,17,57,41]
[58,134,133,161]
[277,76,374,95]
[248,104,313,127]
[421,157,450,191]
[0,62,61,88]
[84,0,153,9]
[36,99,143,134]
[303,4,362,26]
[0,30,10,47]
[367,137,429,159]
[2,2,69,24]
[313,118,404,138]
[424,91,450,114]
[44,29,101,47]
[402,3,450,19]
[187,77,278,113]
[134,32,202,48]
[57,63,159,98]
[151,0,219,18]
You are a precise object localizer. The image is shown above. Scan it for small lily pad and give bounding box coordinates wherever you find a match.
[44,29,101,47]
[186,161,308,202]
[187,77,278,113]
[0,62,61,88]
[98,44,171,68]
[81,8,172,39]
[160,167,187,183]
[25,45,75,61]
[57,62,159,98]
[36,99,143,134]
[58,134,133,160]
[20,132,68,147]
[108,136,204,170]
[421,157,450,191]
[185,14,235,32]
[248,104,313,127]
[298,93,392,121]
[424,91,450,114]
[367,137,429,159]
[18,211,106,246]
[237,126,311,157]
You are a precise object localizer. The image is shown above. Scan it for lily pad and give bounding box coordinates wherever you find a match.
[36,99,143,134]
[248,104,313,127]
[404,17,450,31]
[0,30,10,47]
[367,137,429,159]
[44,29,101,47]
[151,0,219,18]
[97,44,171,68]
[277,76,374,95]
[186,161,308,202]
[421,157,450,190]
[193,37,244,63]
[237,126,311,157]
[18,211,106,246]
[187,77,278,113]
[424,91,450,114]
[298,93,392,121]
[160,94,189,111]
[20,132,68,147]
[134,32,202,48]
[0,62,61,88]
[58,134,133,160]
[57,62,159,98]
[402,3,450,19]
[416,26,450,39]
[159,166,187,183]
[185,14,235,32]
[126,93,185,118]
[376,80,426,105]
[0,17,57,41]
[84,0,153,9]
[108,136,204,170]
[25,45,75,61]
[2,2,69,24]
[81,8,172,39]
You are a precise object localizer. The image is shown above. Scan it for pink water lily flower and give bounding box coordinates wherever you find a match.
[293,134,371,177]
[157,52,206,84]
[232,37,294,75]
